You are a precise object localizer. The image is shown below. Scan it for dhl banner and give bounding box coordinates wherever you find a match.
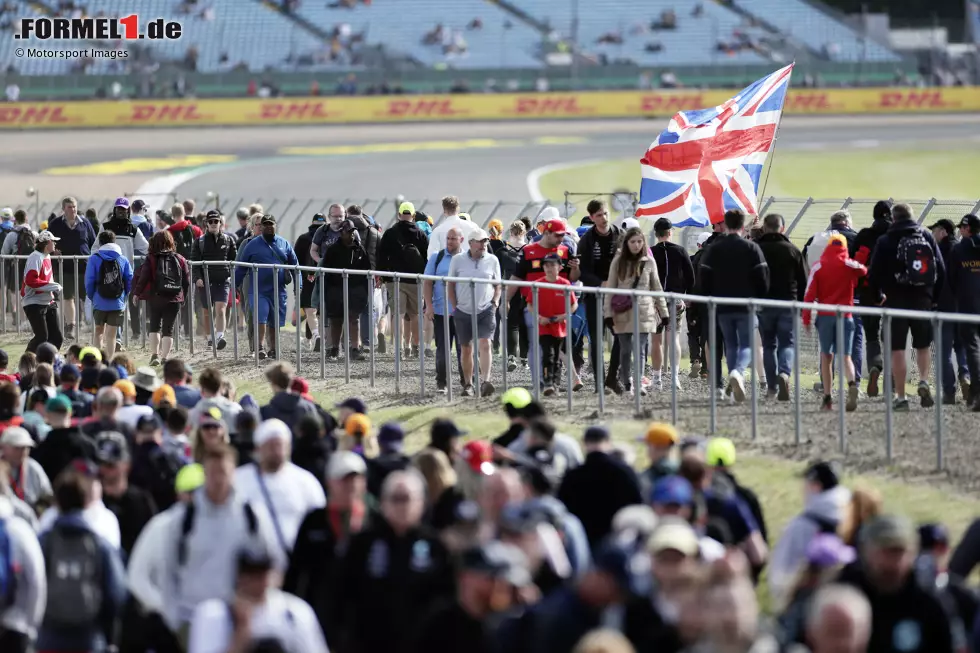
[2,87,979,129]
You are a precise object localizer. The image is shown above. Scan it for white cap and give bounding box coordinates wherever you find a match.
[696,232,711,247]
[0,208,12,220]
[327,451,367,481]
[0,426,34,448]
[36,230,60,243]
[254,418,290,447]
[468,227,489,242]
[648,521,700,557]
[537,206,560,223]
[621,217,641,231]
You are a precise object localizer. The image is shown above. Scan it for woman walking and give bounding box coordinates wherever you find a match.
[132,231,190,366]
[603,227,668,396]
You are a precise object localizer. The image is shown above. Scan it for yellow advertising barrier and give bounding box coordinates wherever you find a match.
[2,87,979,129]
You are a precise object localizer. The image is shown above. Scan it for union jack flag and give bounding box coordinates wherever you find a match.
[637,64,794,228]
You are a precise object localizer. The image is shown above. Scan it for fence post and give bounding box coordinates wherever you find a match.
[295,264,302,374]
[252,264,260,367]
[836,308,846,453]
[784,197,814,239]
[231,266,239,362]
[669,297,678,425]
[417,279,425,398]
[272,262,279,358]
[500,288,509,392]
[564,287,573,413]
[596,289,606,413]
[749,302,758,441]
[934,315,944,471]
[203,262,217,359]
[319,270,327,380]
[343,272,351,385]
[915,198,937,226]
[442,279,453,403]
[471,279,479,401]
[882,314,893,462]
[531,285,541,401]
[367,271,375,388]
[792,304,802,445]
[757,196,775,217]
[708,302,718,434]
[1,257,6,335]
[633,293,642,416]
[840,196,853,210]
[394,276,401,395]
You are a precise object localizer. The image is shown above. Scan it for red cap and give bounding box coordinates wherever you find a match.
[461,440,495,476]
[543,219,566,235]
[290,377,310,395]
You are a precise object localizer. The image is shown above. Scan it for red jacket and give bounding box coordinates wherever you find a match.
[167,220,203,239]
[803,238,867,325]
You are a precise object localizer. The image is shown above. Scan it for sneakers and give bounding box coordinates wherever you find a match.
[728,370,746,403]
[765,388,778,401]
[608,380,626,396]
[258,348,268,360]
[960,371,972,403]
[867,366,881,398]
[893,397,910,412]
[116,340,124,352]
[480,380,495,398]
[311,334,321,352]
[64,323,75,341]
[776,373,790,402]
[821,395,833,411]
[689,360,702,379]
[507,356,518,372]
[349,348,365,361]
[543,385,556,397]
[461,385,474,397]
[326,347,340,361]
[149,353,160,367]
[520,358,528,370]
[377,333,387,355]
[917,381,935,408]
[206,338,214,349]
[573,380,584,392]
[846,381,859,413]
[436,384,447,394]
[217,336,227,351]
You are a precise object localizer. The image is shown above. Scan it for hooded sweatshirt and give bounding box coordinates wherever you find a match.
[84,243,134,312]
[260,391,317,432]
[0,495,46,640]
[102,217,149,263]
[803,237,867,325]
[767,484,851,607]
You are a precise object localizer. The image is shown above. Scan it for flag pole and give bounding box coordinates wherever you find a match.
[756,62,795,212]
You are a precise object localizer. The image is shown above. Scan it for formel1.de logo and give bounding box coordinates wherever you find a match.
[16,16,182,40]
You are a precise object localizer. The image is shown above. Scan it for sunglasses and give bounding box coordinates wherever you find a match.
[207,219,221,225]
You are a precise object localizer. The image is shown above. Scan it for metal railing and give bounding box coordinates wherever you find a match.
[3,254,978,475]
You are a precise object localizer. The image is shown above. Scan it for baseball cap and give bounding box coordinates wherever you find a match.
[97,368,120,388]
[640,422,678,447]
[345,413,371,437]
[649,520,700,557]
[340,219,357,232]
[612,505,659,538]
[398,201,416,216]
[583,426,610,445]
[311,212,326,225]
[802,461,840,491]
[199,406,225,429]
[152,384,176,408]
[78,346,102,363]
[538,206,560,222]
[460,542,532,587]
[237,544,275,572]
[114,197,130,209]
[461,440,495,476]
[541,252,563,265]
[918,523,950,550]
[136,413,162,432]
[430,419,466,444]
[468,227,490,242]
[928,219,956,236]
[0,208,12,220]
[131,199,147,214]
[60,364,80,381]
[327,450,368,481]
[255,418,290,446]
[260,215,276,225]
[336,397,367,414]
[861,514,916,549]
[46,394,72,415]
[205,209,221,222]
[705,437,736,467]
[71,458,99,478]
[458,212,471,221]
[696,232,711,247]
[113,379,136,399]
[175,463,205,493]
[542,219,566,235]
[0,426,33,448]
[377,422,406,447]
[95,431,129,464]
[499,502,545,534]
[621,217,641,231]
[593,537,653,597]
[650,475,693,506]
[653,217,673,233]
[806,533,856,567]
[501,387,532,410]
[959,214,980,232]
[36,230,61,243]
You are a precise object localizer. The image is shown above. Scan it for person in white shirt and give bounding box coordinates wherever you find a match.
[37,459,121,549]
[187,544,328,653]
[0,470,46,653]
[114,379,153,429]
[427,195,480,259]
[235,419,326,555]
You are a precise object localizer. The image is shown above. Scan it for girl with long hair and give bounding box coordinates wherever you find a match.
[132,230,190,366]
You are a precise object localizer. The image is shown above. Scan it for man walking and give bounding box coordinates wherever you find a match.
[192,209,237,351]
[448,228,502,397]
[949,213,980,411]
[377,202,429,358]
[47,196,96,342]
[577,200,622,391]
[651,217,695,390]
[852,200,893,396]
[928,217,970,404]
[424,227,464,393]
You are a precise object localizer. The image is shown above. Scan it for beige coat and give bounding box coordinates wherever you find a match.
[603,254,669,335]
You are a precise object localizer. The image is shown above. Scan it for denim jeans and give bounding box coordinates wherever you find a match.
[617,332,649,390]
[434,315,463,388]
[941,320,970,396]
[717,311,753,378]
[757,307,794,390]
[852,315,864,382]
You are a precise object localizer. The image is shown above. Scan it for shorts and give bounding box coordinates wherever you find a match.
[890,315,933,351]
[55,262,86,300]
[93,309,124,327]
[148,302,181,337]
[386,282,420,316]
[299,273,317,309]
[815,315,855,356]
[197,282,231,307]
[455,307,496,346]
[253,294,287,326]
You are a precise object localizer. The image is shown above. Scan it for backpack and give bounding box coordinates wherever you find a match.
[154,253,183,297]
[0,519,16,609]
[177,498,258,568]
[97,256,125,299]
[42,525,104,628]
[173,227,195,261]
[895,231,937,287]
[397,235,426,274]
[497,244,523,280]
[15,229,35,257]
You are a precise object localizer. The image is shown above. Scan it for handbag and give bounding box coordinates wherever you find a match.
[611,262,645,314]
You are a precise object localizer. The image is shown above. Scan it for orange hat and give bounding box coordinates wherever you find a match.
[345,413,371,437]
[640,422,679,447]
[113,379,136,399]
[152,384,176,407]
[827,233,847,248]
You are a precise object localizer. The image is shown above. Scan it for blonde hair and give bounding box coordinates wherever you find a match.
[441,195,460,214]
[415,448,457,504]
[248,203,264,216]
[170,203,185,220]
[839,486,883,546]
[573,629,637,653]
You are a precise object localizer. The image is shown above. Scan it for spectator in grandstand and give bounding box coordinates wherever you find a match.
[424,227,464,393]
[448,228,501,398]
[837,514,957,653]
[192,209,237,351]
[48,196,97,342]
[163,359,201,410]
[21,230,64,353]
[309,203,346,264]
[85,230,133,360]
[755,213,808,401]
[949,214,980,411]
[428,195,480,259]
[235,215,300,360]
[3,209,33,323]
[36,465,127,653]
[378,202,429,358]
[696,209,769,402]
[928,217,971,405]
[852,200,893,397]
[867,203,944,411]
[293,212,326,352]
[651,218,695,391]
[803,234,866,412]
[577,200,622,390]
[321,219,371,361]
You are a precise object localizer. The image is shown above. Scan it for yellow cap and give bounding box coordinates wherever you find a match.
[175,463,205,493]
[39,221,48,230]
[398,201,415,216]
[705,437,736,467]
[641,423,679,447]
[79,346,102,362]
[113,379,136,398]
[152,384,176,408]
[501,387,532,410]
[345,413,372,437]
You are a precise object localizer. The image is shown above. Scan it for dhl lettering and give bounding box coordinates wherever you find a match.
[0,105,71,124]
[785,93,835,111]
[639,94,705,113]
[878,91,954,109]
[130,104,205,122]
[385,99,460,117]
[512,97,585,115]
[259,102,332,120]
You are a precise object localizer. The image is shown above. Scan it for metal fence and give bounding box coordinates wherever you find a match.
[2,254,977,473]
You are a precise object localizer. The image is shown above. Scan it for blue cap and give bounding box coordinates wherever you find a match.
[336,397,367,414]
[377,423,405,447]
[60,364,80,380]
[650,475,693,506]
[583,426,610,444]
[593,537,652,597]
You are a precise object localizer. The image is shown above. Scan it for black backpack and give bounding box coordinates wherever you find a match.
[398,240,426,274]
[895,230,937,287]
[173,227,195,261]
[42,526,104,629]
[154,253,183,297]
[15,229,35,256]
[97,256,125,299]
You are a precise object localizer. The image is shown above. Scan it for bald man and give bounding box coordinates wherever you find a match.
[805,584,872,653]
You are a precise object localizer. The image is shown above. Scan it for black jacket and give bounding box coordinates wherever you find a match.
[556,451,643,550]
[935,237,957,312]
[378,219,429,278]
[294,224,319,268]
[651,240,695,295]
[33,426,96,483]
[191,231,237,284]
[867,219,945,311]
[852,217,893,305]
[697,233,770,312]
[350,215,380,271]
[411,601,495,653]
[129,440,183,511]
[338,519,455,653]
[321,239,372,317]
[102,485,157,558]
[836,562,957,653]
[755,232,808,302]
[577,225,622,288]
[366,452,411,498]
[949,235,980,314]
[260,391,318,433]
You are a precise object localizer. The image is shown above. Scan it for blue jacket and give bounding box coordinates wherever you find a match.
[131,213,154,243]
[949,234,980,315]
[36,513,127,653]
[234,234,301,298]
[84,244,133,311]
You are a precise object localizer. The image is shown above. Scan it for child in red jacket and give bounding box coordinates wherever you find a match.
[530,253,578,395]
[803,234,868,411]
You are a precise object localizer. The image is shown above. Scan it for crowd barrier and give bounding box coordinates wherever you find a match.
[1,254,977,473]
[2,87,979,129]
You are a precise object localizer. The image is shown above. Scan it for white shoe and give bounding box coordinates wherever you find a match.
[728,370,746,403]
